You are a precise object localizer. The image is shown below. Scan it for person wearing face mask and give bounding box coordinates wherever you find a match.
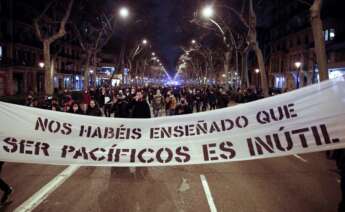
[86,100,102,117]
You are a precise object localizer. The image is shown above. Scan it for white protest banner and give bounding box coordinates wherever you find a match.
[1,78,345,167]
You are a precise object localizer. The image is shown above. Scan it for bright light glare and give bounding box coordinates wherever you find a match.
[191,39,196,44]
[38,62,45,68]
[202,5,214,18]
[255,69,260,74]
[295,62,302,69]
[119,7,129,18]
[142,39,148,45]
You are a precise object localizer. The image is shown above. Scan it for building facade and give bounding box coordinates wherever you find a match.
[264,0,345,91]
[0,0,118,96]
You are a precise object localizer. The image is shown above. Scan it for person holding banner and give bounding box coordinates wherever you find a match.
[132,91,151,119]
[0,162,13,206]
[129,90,151,176]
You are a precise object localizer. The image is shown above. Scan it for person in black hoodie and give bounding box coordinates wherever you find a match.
[128,90,151,177]
[115,90,130,118]
[87,100,102,117]
[131,91,151,119]
[0,162,13,206]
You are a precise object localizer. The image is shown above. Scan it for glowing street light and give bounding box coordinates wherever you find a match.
[255,69,260,74]
[142,39,148,45]
[222,74,226,78]
[119,7,129,19]
[152,52,155,56]
[295,62,302,69]
[38,62,45,68]
[202,5,214,19]
[191,39,197,44]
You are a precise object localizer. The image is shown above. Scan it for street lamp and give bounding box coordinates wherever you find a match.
[255,69,260,89]
[152,52,155,56]
[38,62,45,68]
[142,39,148,45]
[119,7,129,19]
[202,5,214,19]
[191,39,197,44]
[295,62,303,88]
[295,62,302,69]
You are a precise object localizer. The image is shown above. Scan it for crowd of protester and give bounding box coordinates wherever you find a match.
[23,84,265,118]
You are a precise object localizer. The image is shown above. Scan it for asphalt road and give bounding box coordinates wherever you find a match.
[1,152,341,212]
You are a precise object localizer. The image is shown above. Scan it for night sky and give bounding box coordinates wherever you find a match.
[27,0,345,77]
[105,0,201,76]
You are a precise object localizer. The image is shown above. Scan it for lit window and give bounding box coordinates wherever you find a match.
[330,28,335,40]
[324,29,329,41]
[324,28,336,41]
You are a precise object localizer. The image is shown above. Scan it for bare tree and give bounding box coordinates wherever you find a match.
[247,0,269,96]
[34,0,75,95]
[126,41,151,82]
[300,0,328,81]
[192,1,268,94]
[74,12,115,89]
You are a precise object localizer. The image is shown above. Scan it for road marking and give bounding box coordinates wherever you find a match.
[293,154,308,163]
[178,178,190,192]
[14,165,80,212]
[200,175,217,212]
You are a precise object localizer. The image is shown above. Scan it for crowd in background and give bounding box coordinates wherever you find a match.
[24,85,265,118]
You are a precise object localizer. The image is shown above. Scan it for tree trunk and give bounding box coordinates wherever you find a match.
[241,51,250,88]
[254,44,269,97]
[83,52,91,90]
[310,0,328,81]
[224,51,230,89]
[235,49,239,88]
[249,0,269,97]
[34,0,74,95]
[43,41,53,95]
